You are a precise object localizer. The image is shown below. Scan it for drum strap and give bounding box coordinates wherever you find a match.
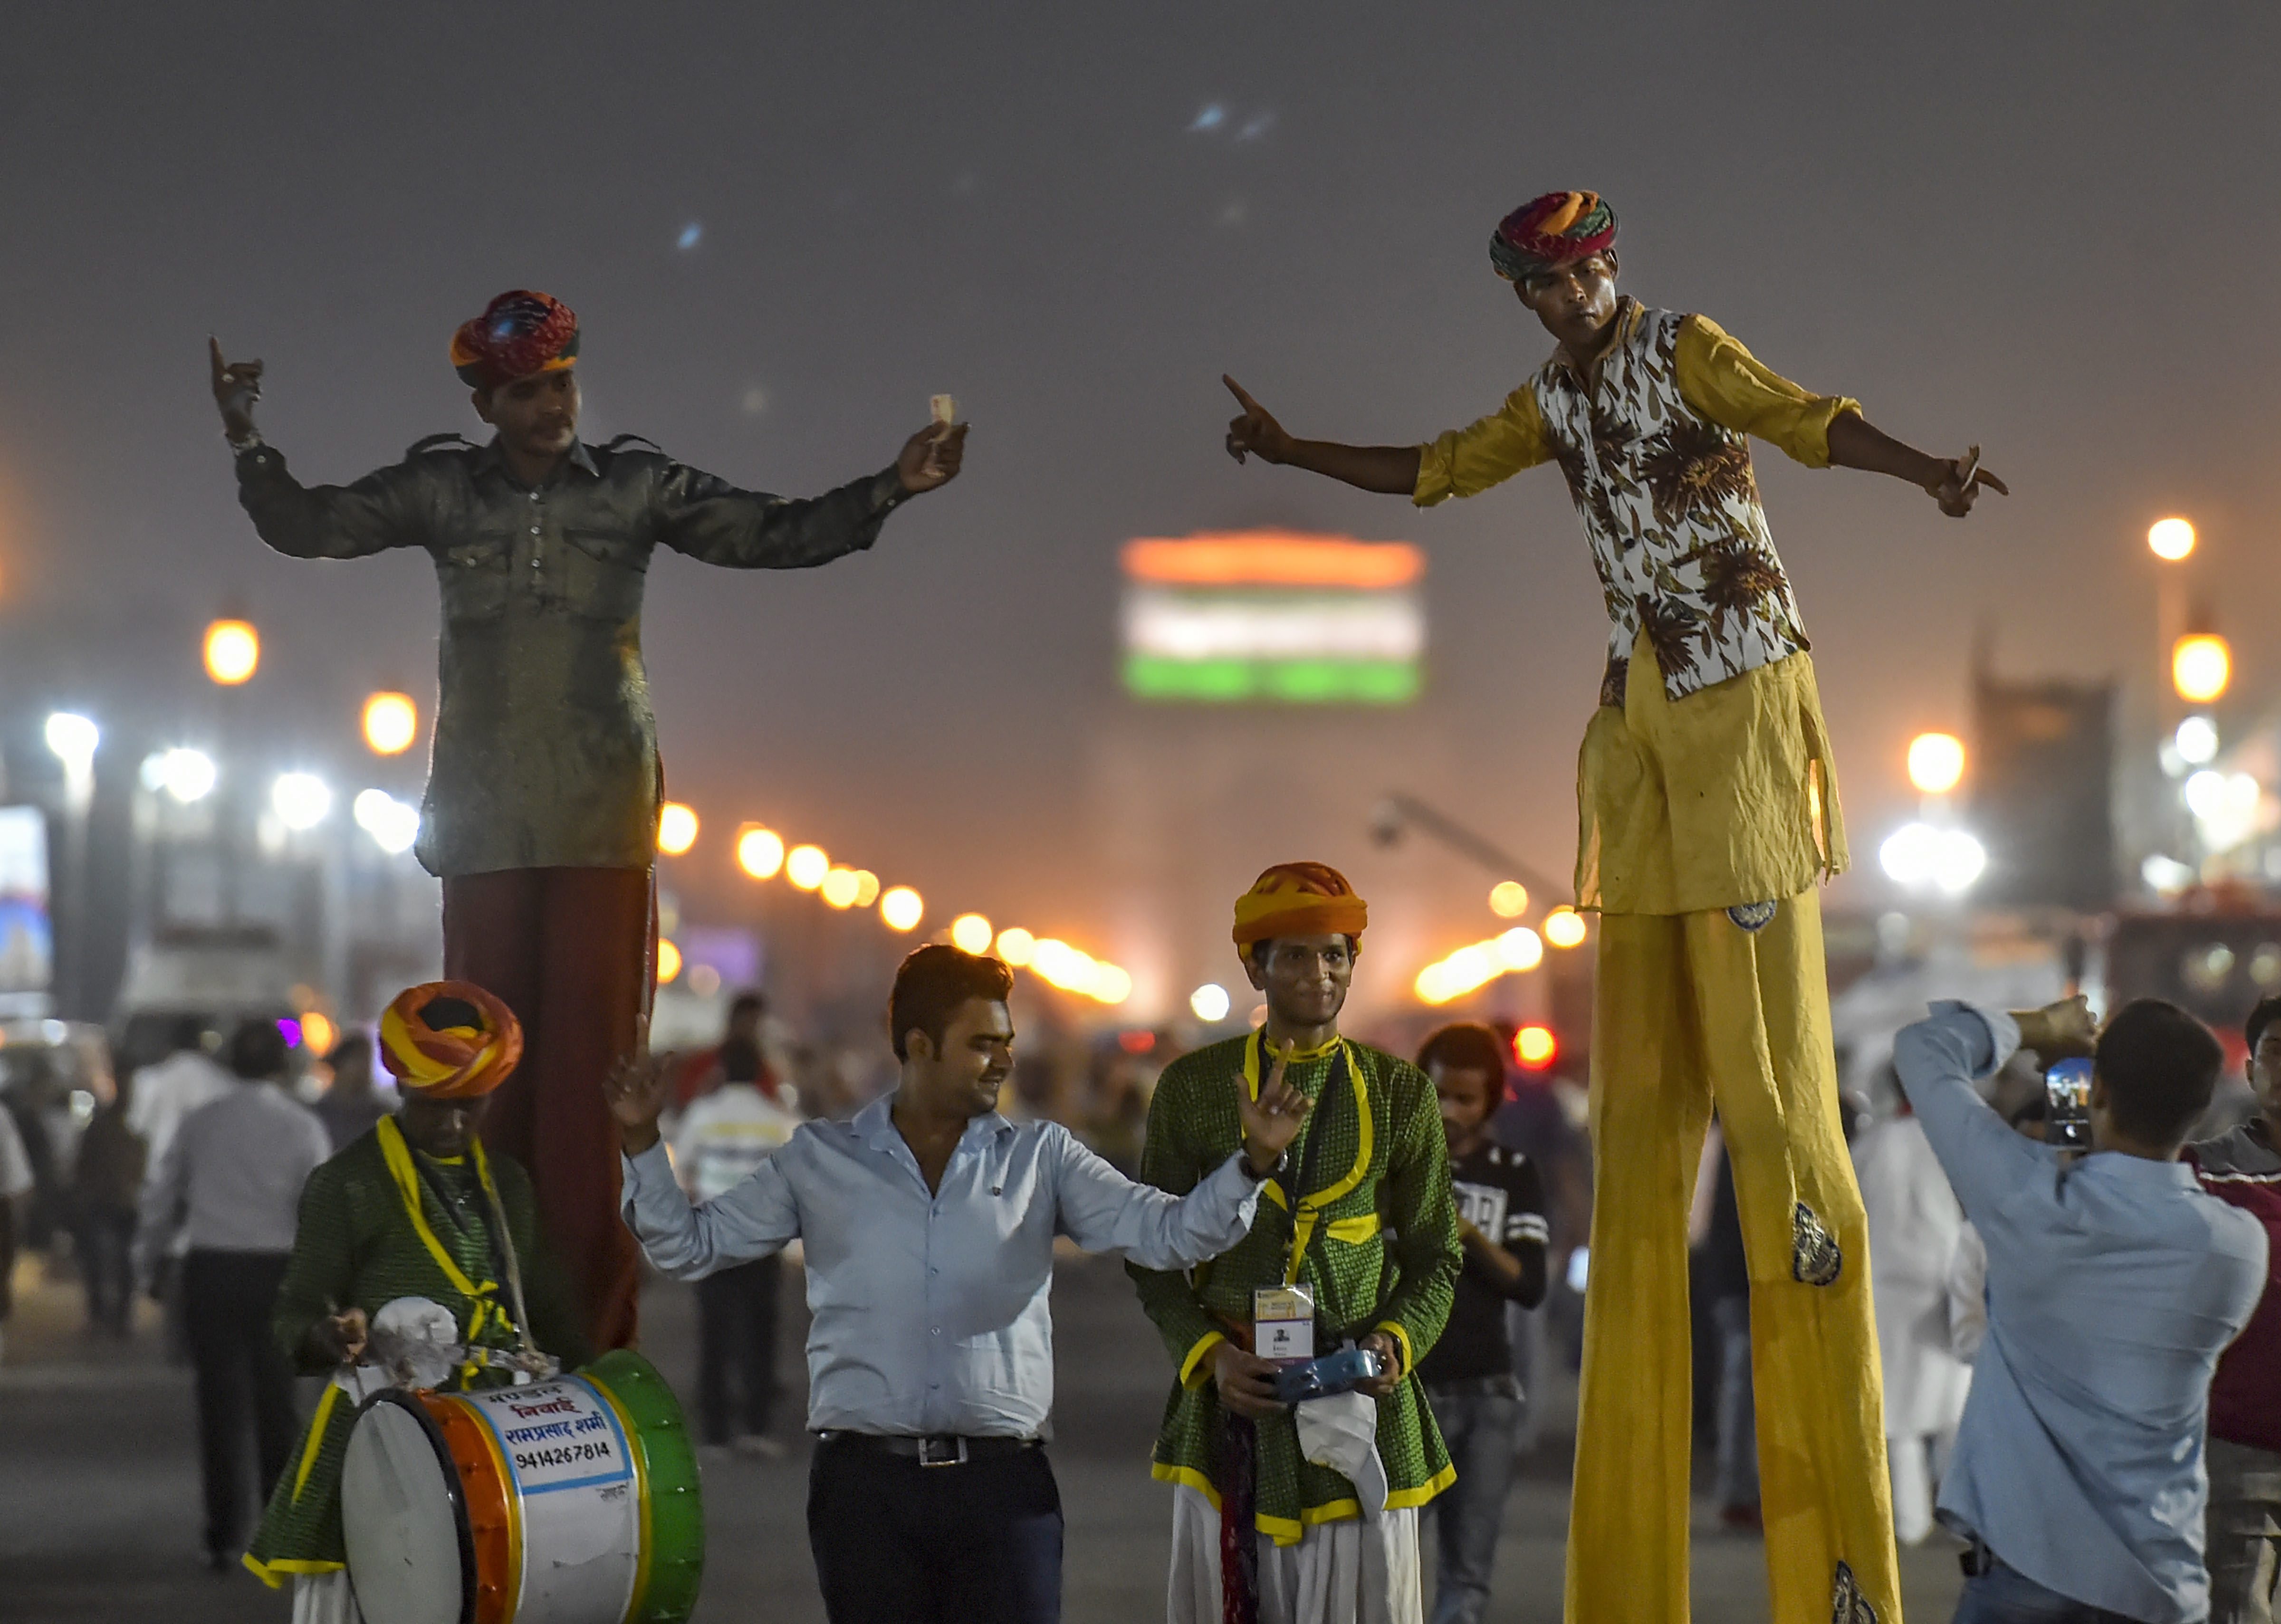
[376,1118,519,1378]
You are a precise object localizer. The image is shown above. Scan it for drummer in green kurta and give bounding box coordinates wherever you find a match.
[245,981,590,1618]
[1130,862,1462,1623]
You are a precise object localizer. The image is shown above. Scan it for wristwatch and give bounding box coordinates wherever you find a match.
[1239,1147,1286,1181]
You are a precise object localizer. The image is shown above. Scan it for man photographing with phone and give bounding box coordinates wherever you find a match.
[1893,994,2268,1624]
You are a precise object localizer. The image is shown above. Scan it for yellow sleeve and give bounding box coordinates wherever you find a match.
[1412,386,1551,507]
[1675,314,1860,469]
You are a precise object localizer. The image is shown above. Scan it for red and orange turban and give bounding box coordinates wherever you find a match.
[1489,191,1617,284]
[1232,862,1369,947]
[449,289,580,391]
[379,981,523,1099]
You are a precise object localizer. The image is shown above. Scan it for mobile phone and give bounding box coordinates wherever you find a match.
[2045,1058,2093,1150]
[1272,1345,1385,1406]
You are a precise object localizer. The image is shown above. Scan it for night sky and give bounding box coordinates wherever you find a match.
[3,4,2277,1014]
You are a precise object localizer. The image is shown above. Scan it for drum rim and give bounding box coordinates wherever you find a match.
[355,1388,478,1624]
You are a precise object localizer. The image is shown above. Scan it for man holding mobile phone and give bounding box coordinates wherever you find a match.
[1893,994,2267,1623]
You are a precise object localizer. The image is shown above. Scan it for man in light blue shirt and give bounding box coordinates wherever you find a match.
[1894,995,2268,1623]
[608,944,1314,1624]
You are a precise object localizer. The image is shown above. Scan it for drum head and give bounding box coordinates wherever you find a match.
[341,1391,475,1624]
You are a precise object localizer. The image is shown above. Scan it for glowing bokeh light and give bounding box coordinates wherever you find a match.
[1513,1025,1558,1070]
[2147,517,2195,562]
[1488,881,1529,918]
[656,939,682,983]
[736,826,786,879]
[1906,732,1965,795]
[950,914,994,955]
[995,927,1036,966]
[1543,908,1588,949]
[271,773,333,831]
[656,802,699,856]
[204,619,259,685]
[1190,983,1232,1022]
[880,887,924,932]
[361,692,418,756]
[786,845,829,890]
[820,867,860,909]
[2173,634,2232,704]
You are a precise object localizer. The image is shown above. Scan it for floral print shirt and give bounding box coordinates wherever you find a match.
[1415,300,1858,705]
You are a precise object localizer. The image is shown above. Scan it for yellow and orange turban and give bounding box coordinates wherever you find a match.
[1232,861,1369,947]
[449,289,580,391]
[379,981,523,1099]
[1489,191,1617,284]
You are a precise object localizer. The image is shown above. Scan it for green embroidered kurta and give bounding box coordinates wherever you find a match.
[245,1118,590,1586]
[1128,1035,1461,1544]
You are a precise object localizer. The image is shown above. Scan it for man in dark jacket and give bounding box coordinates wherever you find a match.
[209,294,965,1348]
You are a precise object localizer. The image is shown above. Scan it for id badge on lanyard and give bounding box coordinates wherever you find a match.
[1254,1284,1315,1365]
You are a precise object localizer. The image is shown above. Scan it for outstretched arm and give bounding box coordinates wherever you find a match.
[1224,376,1420,495]
[211,338,428,561]
[1675,315,2007,519]
[654,420,967,570]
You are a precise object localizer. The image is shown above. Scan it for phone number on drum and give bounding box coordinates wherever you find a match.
[515,1442,618,1471]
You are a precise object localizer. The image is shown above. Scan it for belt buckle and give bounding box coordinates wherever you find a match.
[918,1436,968,1468]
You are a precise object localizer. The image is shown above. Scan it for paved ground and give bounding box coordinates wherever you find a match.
[0,1252,1965,1622]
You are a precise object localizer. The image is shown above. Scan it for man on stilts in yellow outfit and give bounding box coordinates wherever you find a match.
[1217,191,2007,1623]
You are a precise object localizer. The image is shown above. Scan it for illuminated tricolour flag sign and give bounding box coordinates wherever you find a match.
[1120,531,1424,704]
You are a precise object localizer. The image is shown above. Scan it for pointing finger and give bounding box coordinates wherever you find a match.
[1223,374,1263,414]
[1976,470,2010,497]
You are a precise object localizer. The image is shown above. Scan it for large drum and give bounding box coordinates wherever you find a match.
[340,1349,703,1624]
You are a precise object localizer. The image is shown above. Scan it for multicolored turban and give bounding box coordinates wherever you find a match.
[449,289,580,391]
[1232,861,1369,946]
[378,981,523,1099]
[1489,191,1618,284]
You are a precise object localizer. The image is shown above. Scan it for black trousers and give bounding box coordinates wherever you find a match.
[695,1254,782,1443]
[182,1249,298,1555]
[807,1438,1062,1624]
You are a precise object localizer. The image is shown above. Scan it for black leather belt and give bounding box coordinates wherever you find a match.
[817,1432,1041,1467]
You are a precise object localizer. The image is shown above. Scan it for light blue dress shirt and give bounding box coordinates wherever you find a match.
[620,1093,1262,1440]
[1894,1002,2268,1622]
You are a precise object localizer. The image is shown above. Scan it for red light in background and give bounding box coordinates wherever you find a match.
[1117,1030,1158,1055]
[1513,1025,1558,1071]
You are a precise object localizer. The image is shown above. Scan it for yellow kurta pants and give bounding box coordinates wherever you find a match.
[1565,635,1896,1623]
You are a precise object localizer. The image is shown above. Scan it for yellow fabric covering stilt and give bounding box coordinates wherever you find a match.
[1565,892,1898,1624]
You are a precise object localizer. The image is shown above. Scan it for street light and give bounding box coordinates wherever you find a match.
[271,773,333,831]
[352,788,420,855]
[1878,822,1986,894]
[44,713,99,777]
[736,826,786,879]
[950,913,993,955]
[203,619,260,685]
[1906,732,1965,796]
[2176,716,2220,766]
[1488,881,1528,918]
[2173,633,2231,704]
[786,844,829,890]
[2148,517,2196,562]
[996,927,1035,966]
[152,748,218,804]
[880,887,924,931]
[820,866,860,908]
[361,692,418,756]
[656,802,699,856]
[1543,907,1588,949]
[1190,983,1232,1022]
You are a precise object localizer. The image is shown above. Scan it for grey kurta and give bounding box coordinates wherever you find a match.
[236,435,905,875]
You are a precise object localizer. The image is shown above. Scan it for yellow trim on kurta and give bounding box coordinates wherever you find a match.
[1243,1035,1374,1287]
[1179,1329,1227,1390]
[292,1384,343,1502]
[1324,1215,1380,1244]
[1385,1460,1458,1510]
[242,1553,345,1588]
[1154,1460,1451,1546]
[1372,1320,1415,1377]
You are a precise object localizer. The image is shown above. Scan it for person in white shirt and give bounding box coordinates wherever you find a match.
[126,1018,233,1174]
[134,1018,331,1570]
[0,1105,32,1360]
[1853,1099,1974,1546]
[671,1033,804,1455]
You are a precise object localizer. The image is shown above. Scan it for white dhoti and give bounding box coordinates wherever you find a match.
[292,1570,364,1624]
[1167,1485,1423,1624]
